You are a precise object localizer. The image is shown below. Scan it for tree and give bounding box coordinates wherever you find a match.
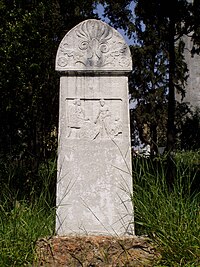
[179,108,200,150]
[132,0,200,185]
[0,0,98,199]
[100,0,200,185]
[129,23,169,154]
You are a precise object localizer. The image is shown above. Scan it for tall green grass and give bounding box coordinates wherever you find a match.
[133,153,200,266]
[0,201,55,266]
[0,153,199,266]
[0,159,56,267]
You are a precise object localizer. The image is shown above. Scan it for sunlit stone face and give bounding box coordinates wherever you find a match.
[55,19,134,236]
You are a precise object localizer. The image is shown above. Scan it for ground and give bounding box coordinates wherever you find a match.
[35,235,160,266]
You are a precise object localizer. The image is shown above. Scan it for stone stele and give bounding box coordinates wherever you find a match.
[55,19,134,236]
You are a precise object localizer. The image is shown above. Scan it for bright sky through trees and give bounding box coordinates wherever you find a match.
[94,2,135,45]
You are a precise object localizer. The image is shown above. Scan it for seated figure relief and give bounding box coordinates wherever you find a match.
[66,99,122,140]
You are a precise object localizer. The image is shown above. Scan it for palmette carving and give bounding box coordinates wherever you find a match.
[56,19,131,70]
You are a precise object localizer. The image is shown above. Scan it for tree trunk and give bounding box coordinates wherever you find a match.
[166,17,176,188]
[150,123,158,156]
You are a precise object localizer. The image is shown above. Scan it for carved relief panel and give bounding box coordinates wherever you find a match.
[65,98,122,140]
[56,19,133,236]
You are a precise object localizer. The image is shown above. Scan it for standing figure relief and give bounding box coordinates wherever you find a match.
[67,99,85,138]
[66,99,122,140]
[94,99,111,138]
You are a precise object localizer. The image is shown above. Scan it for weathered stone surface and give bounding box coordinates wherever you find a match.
[35,235,159,266]
[55,19,133,236]
[177,35,200,109]
[55,19,132,73]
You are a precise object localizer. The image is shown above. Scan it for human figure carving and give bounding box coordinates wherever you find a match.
[110,117,122,139]
[67,99,85,138]
[95,99,111,138]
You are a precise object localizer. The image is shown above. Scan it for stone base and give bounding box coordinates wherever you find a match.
[35,235,159,266]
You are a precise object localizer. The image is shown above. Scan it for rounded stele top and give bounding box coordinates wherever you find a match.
[55,19,132,73]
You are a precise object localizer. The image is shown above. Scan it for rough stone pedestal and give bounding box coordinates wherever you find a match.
[55,19,133,236]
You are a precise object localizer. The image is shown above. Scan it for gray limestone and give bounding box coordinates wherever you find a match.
[55,19,133,236]
[177,35,200,110]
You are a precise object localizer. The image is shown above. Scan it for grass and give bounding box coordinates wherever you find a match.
[0,152,199,266]
[0,158,56,267]
[133,153,200,266]
[0,201,55,266]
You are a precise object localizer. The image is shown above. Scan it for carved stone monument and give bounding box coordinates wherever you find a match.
[55,19,133,236]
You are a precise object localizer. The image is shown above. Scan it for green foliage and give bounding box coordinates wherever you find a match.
[129,0,193,153]
[98,0,134,33]
[1,1,200,265]
[130,43,168,150]
[0,201,54,266]
[0,156,57,211]
[0,0,61,158]
[179,109,200,151]
[175,150,200,194]
[0,156,56,266]
[133,153,200,266]
[0,200,54,266]
[175,149,200,165]
[0,0,98,201]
